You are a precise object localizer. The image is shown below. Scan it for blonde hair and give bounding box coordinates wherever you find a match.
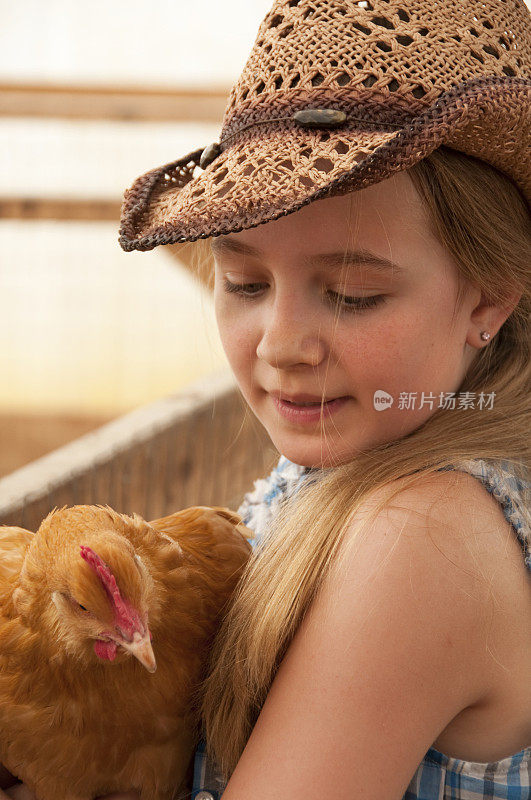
[195,145,530,778]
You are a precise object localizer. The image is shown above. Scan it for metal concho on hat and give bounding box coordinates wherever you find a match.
[199,108,348,169]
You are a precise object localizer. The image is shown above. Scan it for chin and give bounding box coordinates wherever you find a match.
[276,442,347,470]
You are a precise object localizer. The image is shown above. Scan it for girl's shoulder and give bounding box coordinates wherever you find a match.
[340,457,530,595]
[340,457,529,584]
[431,458,530,572]
[464,458,529,543]
[238,455,531,573]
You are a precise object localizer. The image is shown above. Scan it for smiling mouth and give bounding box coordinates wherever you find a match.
[282,398,342,406]
[271,394,351,423]
[269,391,348,405]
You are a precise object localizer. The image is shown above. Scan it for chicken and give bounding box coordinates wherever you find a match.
[0,504,253,800]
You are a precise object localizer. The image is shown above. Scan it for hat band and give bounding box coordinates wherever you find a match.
[199,104,408,168]
[220,108,405,147]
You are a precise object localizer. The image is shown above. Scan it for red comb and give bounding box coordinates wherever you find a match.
[79,545,142,639]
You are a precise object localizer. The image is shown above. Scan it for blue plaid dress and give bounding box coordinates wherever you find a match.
[192,456,531,799]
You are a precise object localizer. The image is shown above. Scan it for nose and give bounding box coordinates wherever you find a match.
[256,295,327,369]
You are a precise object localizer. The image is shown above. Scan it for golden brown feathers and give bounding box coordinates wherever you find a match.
[0,504,253,800]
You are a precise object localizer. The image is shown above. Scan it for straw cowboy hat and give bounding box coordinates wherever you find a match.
[119,0,530,252]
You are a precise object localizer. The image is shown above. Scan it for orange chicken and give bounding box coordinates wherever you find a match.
[0,504,253,800]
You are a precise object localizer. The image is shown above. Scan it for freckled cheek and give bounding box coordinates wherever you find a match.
[359,307,459,398]
[345,312,403,357]
[338,314,426,390]
[216,308,258,372]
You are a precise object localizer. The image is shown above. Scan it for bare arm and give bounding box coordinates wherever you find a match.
[221,472,496,800]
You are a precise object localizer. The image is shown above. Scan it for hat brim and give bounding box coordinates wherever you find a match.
[119,77,530,252]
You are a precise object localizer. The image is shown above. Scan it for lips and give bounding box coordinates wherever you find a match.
[269,392,352,425]
[269,391,344,404]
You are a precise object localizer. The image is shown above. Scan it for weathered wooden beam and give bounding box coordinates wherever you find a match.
[0,82,229,122]
[0,411,114,479]
[0,197,121,222]
[0,371,276,530]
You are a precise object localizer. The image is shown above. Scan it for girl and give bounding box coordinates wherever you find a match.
[3,0,529,798]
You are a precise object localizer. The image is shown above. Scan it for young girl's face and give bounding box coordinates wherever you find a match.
[212,170,482,469]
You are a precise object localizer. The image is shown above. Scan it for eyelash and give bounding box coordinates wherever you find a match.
[221,278,386,312]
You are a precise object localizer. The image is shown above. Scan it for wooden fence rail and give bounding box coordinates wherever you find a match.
[0,82,229,123]
[0,371,277,531]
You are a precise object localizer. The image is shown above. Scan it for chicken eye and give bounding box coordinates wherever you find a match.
[78,603,88,611]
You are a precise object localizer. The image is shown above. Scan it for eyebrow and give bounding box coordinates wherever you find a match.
[210,236,405,275]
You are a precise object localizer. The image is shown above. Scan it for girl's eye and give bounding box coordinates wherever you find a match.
[327,290,386,312]
[222,278,264,297]
[222,278,385,312]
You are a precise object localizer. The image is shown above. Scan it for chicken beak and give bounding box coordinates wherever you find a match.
[122,631,157,673]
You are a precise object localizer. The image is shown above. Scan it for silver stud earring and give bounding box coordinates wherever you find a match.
[480,331,491,342]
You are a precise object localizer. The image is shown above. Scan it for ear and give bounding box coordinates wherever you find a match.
[466,288,522,349]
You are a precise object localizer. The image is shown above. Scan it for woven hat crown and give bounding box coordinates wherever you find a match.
[222,0,529,129]
[120,0,530,251]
